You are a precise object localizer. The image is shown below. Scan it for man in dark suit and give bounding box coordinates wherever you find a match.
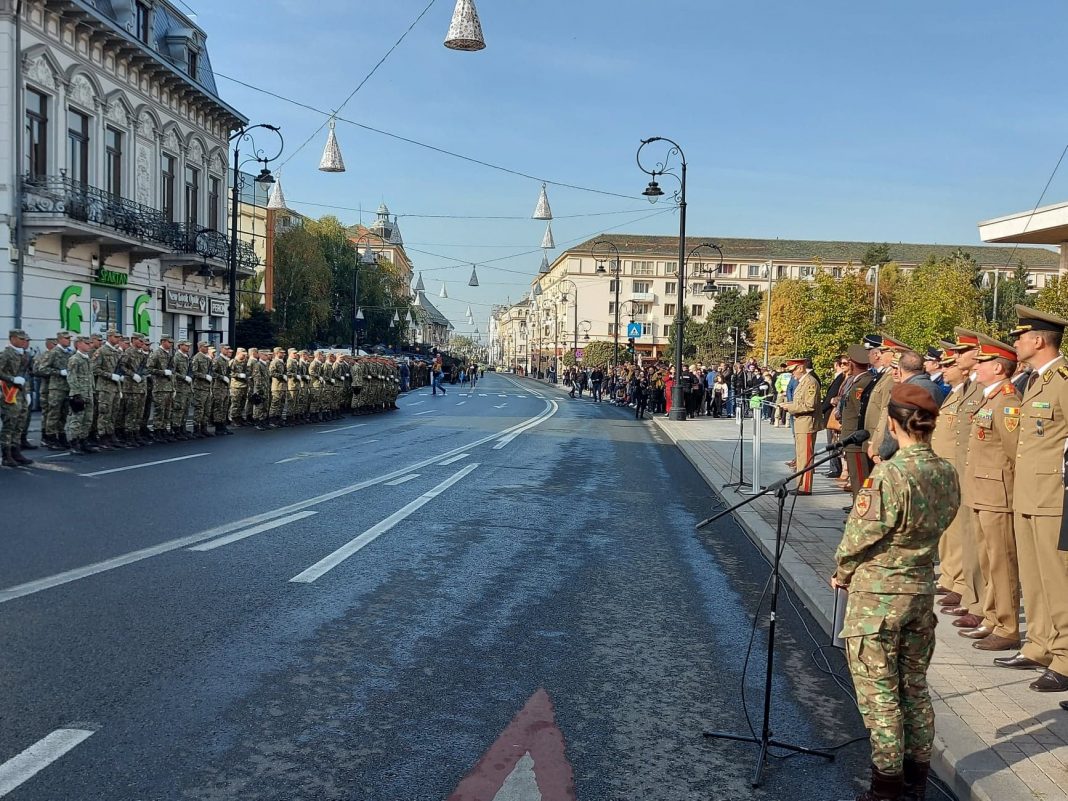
[821,355,847,478]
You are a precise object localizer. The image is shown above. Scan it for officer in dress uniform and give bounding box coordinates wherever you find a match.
[995,306,1068,696]
[930,354,968,603]
[778,357,822,495]
[838,344,874,497]
[833,383,960,801]
[959,333,1023,651]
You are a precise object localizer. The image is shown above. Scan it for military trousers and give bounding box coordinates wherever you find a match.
[151,388,173,432]
[124,391,148,433]
[94,386,120,436]
[793,431,816,493]
[946,505,985,617]
[192,385,212,426]
[45,387,69,438]
[211,390,228,423]
[173,383,192,431]
[250,391,268,422]
[270,387,287,420]
[67,394,94,440]
[844,592,937,774]
[229,386,248,421]
[970,507,1021,640]
[1014,513,1068,674]
[845,445,870,497]
[0,391,29,445]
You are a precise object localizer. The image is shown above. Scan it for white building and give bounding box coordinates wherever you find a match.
[1,0,254,344]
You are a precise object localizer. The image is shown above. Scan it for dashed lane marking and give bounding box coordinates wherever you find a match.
[316,423,367,434]
[414,410,438,416]
[408,401,426,406]
[188,511,318,552]
[493,404,508,409]
[0,728,96,798]
[289,463,479,583]
[437,453,470,466]
[384,474,419,486]
[79,453,209,478]
[274,451,336,465]
[456,401,467,406]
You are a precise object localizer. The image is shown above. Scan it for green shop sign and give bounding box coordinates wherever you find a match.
[133,294,152,336]
[59,285,84,333]
[94,267,129,287]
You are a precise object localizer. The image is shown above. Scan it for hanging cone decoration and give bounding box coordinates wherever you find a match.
[444,0,486,51]
[465,305,473,319]
[532,183,553,220]
[468,264,479,287]
[414,272,425,292]
[539,251,550,274]
[540,221,555,250]
[266,176,288,210]
[393,310,401,324]
[318,119,346,173]
[440,281,449,299]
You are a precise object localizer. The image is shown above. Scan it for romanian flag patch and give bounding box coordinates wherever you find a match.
[862,477,874,489]
[0,381,16,405]
[1004,407,1020,416]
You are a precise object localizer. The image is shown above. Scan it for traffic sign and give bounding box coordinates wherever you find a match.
[626,322,642,338]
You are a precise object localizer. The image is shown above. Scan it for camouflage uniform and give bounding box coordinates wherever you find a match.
[299,353,312,419]
[119,338,149,443]
[211,349,231,431]
[269,349,288,425]
[228,350,250,424]
[38,336,72,444]
[0,338,31,451]
[835,443,960,775]
[172,343,193,437]
[308,353,325,418]
[145,341,176,439]
[91,339,123,439]
[248,351,269,427]
[65,343,95,443]
[190,345,214,435]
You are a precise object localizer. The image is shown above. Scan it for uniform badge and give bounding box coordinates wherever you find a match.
[1004,417,1019,433]
[855,493,872,517]
[977,428,986,440]
[854,388,864,400]
[1033,401,1051,409]
[1005,406,1020,416]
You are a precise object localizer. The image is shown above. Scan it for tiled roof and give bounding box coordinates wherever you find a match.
[414,291,451,328]
[570,234,1060,270]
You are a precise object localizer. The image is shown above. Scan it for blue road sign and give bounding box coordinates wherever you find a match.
[626,322,642,338]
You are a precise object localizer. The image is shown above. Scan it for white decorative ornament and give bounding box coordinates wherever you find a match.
[187,139,205,164]
[540,222,555,250]
[266,176,287,210]
[135,142,152,206]
[318,119,346,173]
[68,74,96,110]
[106,98,129,126]
[532,183,552,220]
[24,55,57,89]
[444,0,486,51]
[163,127,182,153]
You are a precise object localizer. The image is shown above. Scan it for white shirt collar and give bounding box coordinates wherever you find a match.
[983,380,1006,398]
[1033,356,1063,376]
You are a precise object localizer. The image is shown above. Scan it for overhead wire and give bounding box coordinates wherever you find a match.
[996,141,1068,271]
[286,200,657,220]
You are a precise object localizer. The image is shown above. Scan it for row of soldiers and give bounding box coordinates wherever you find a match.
[1,328,412,462]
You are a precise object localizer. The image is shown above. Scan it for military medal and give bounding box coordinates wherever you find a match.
[977,428,986,441]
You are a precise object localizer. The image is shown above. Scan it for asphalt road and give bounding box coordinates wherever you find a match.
[0,373,874,800]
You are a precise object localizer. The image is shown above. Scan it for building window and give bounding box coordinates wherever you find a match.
[608,278,618,292]
[608,302,616,314]
[105,127,123,197]
[67,110,90,185]
[690,282,704,294]
[665,281,676,295]
[718,263,736,275]
[776,264,788,279]
[632,302,652,315]
[691,304,704,317]
[631,260,654,275]
[664,261,678,275]
[90,285,123,335]
[136,2,151,43]
[747,264,762,278]
[832,267,843,278]
[208,175,221,230]
[799,265,815,278]
[187,49,199,80]
[25,89,49,178]
[632,280,651,294]
[641,322,654,336]
[664,303,676,316]
[608,323,618,335]
[184,165,200,226]
[748,285,760,294]
[161,154,176,220]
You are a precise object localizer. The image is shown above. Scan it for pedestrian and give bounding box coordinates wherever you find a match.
[400,359,411,393]
[832,382,960,801]
[712,373,727,417]
[634,377,649,419]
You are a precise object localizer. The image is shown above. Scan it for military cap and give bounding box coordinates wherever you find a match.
[44,337,57,345]
[130,333,144,341]
[939,339,955,351]
[235,347,247,354]
[946,328,980,352]
[220,343,231,350]
[940,353,958,368]
[89,332,102,338]
[288,347,298,353]
[106,327,120,336]
[198,340,211,347]
[9,328,29,339]
[159,334,172,342]
[878,334,909,352]
[890,383,941,416]
[57,330,72,339]
[121,336,132,343]
[177,339,191,347]
[274,347,285,353]
[847,344,870,365]
[785,357,809,367]
[75,335,92,344]
[862,334,882,349]
[974,332,1017,362]
[923,347,942,362]
[1009,304,1068,338]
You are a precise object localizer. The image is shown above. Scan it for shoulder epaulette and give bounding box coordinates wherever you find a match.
[1058,366,1068,380]
[1002,383,1017,395]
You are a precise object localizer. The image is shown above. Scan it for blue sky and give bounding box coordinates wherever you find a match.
[197,0,1068,338]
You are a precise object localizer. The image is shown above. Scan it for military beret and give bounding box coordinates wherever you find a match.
[890,383,940,416]
[975,332,1017,362]
[9,328,29,339]
[1009,304,1068,338]
[57,331,72,339]
[847,344,870,365]
[862,334,882,349]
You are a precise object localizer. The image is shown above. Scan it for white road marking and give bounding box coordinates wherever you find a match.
[188,511,318,552]
[456,401,466,406]
[493,404,508,409]
[479,393,488,396]
[414,410,438,416]
[290,464,479,583]
[79,453,208,478]
[365,439,380,443]
[494,401,558,449]
[498,394,508,397]
[408,401,425,406]
[437,453,470,465]
[316,423,366,434]
[493,753,540,801]
[0,728,95,797]
[41,450,74,459]
[0,403,554,605]
[384,474,419,486]
[274,451,336,465]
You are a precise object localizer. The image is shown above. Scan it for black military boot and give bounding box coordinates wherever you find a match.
[46,435,66,452]
[10,446,33,466]
[58,433,71,449]
[901,759,929,801]
[76,438,100,454]
[20,434,38,450]
[2,445,18,467]
[856,765,905,801]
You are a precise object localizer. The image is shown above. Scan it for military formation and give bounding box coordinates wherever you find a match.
[1,328,429,462]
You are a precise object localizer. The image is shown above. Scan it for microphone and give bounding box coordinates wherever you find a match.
[816,429,869,455]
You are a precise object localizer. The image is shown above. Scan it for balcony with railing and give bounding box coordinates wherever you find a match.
[21,175,258,276]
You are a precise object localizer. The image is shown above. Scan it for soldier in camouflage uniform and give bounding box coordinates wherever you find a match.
[38,331,72,449]
[833,383,960,801]
[269,347,288,427]
[308,350,325,421]
[172,340,194,439]
[285,348,302,424]
[211,344,233,435]
[190,341,214,438]
[299,351,313,420]
[0,329,33,466]
[228,347,250,425]
[248,348,270,430]
[91,328,124,449]
[66,336,97,453]
[118,333,149,447]
[145,335,176,443]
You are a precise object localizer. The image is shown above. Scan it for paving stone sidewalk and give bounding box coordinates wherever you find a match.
[646,409,1068,801]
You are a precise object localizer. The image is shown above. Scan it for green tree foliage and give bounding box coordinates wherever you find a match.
[1034,274,1068,319]
[861,243,891,268]
[798,268,873,375]
[758,278,811,365]
[271,225,332,347]
[664,309,696,363]
[977,262,1030,338]
[580,340,626,368]
[885,250,984,350]
[687,287,763,364]
[234,307,277,348]
[238,271,264,319]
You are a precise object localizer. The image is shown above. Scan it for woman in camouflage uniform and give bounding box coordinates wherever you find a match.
[832,383,961,801]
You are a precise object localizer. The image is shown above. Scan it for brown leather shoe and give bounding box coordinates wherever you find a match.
[935,586,950,595]
[1030,669,1068,692]
[940,605,968,617]
[938,592,962,607]
[994,653,1048,670]
[974,635,1022,651]
[952,613,985,628]
[959,625,992,638]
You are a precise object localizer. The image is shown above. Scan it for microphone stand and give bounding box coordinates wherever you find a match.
[696,444,844,787]
[723,387,761,491]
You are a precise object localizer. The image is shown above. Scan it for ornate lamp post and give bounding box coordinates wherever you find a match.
[637,136,689,420]
[593,239,622,375]
[556,278,580,365]
[228,124,283,346]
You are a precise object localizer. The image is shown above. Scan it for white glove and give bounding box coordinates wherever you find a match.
[132,374,142,384]
[238,373,247,380]
[205,375,213,383]
[110,373,122,383]
[184,375,193,384]
[222,376,230,384]
[60,369,68,377]
[164,369,173,377]
[12,376,25,386]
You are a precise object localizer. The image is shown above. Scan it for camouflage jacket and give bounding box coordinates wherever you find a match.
[39,345,72,384]
[145,347,175,389]
[119,346,149,392]
[269,356,287,389]
[172,350,192,386]
[249,359,269,394]
[0,345,30,394]
[92,343,123,385]
[834,443,960,594]
[211,354,230,394]
[190,352,213,384]
[66,350,94,397]
[229,358,250,388]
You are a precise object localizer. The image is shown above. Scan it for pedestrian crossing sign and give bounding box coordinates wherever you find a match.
[626,322,642,338]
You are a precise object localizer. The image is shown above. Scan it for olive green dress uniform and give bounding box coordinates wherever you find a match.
[931,377,967,597]
[951,376,988,619]
[39,336,72,443]
[780,364,822,494]
[66,341,95,442]
[211,351,230,427]
[172,343,193,436]
[863,370,894,457]
[145,341,176,437]
[964,377,1022,643]
[190,347,214,434]
[841,369,874,496]
[835,443,960,775]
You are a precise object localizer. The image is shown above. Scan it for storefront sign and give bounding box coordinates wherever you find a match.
[133,294,152,336]
[164,288,208,314]
[59,285,84,333]
[94,267,129,287]
[209,298,227,317]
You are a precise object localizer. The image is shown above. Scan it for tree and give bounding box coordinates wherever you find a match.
[664,309,696,363]
[581,340,625,368]
[235,307,277,347]
[1035,274,1068,320]
[861,243,891,268]
[756,278,811,366]
[885,251,984,349]
[271,225,332,348]
[238,271,265,319]
[689,287,763,363]
[797,267,872,375]
[978,262,1030,338]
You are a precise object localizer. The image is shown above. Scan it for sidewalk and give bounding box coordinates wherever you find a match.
[649,410,1068,801]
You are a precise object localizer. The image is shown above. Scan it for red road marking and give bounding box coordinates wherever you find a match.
[448,688,576,801]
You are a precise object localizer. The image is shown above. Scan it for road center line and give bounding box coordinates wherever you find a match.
[0,404,553,606]
[456,401,466,406]
[407,401,425,406]
[384,474,419,485]
[290,464,479,584]
[414,410,438,416]
[493,404,508,409]
[316,423,366,434]
[0,728,95,797]
[189,511,318,552]
[78,453,208,478]
[437,453,470,465]
[494,400,559,449]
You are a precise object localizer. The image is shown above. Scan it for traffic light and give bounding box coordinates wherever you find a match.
[627,337,636,359]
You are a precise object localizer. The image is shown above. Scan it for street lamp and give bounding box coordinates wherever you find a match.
[228,123,283,347]
[557,278,580,365]
[761,260,774,365]
[982,270,1001,323]
[865,263,884,326]
[637,136,689,420]
[593,239,622,375]
[350,231,383,356]
[687,242,721,296]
